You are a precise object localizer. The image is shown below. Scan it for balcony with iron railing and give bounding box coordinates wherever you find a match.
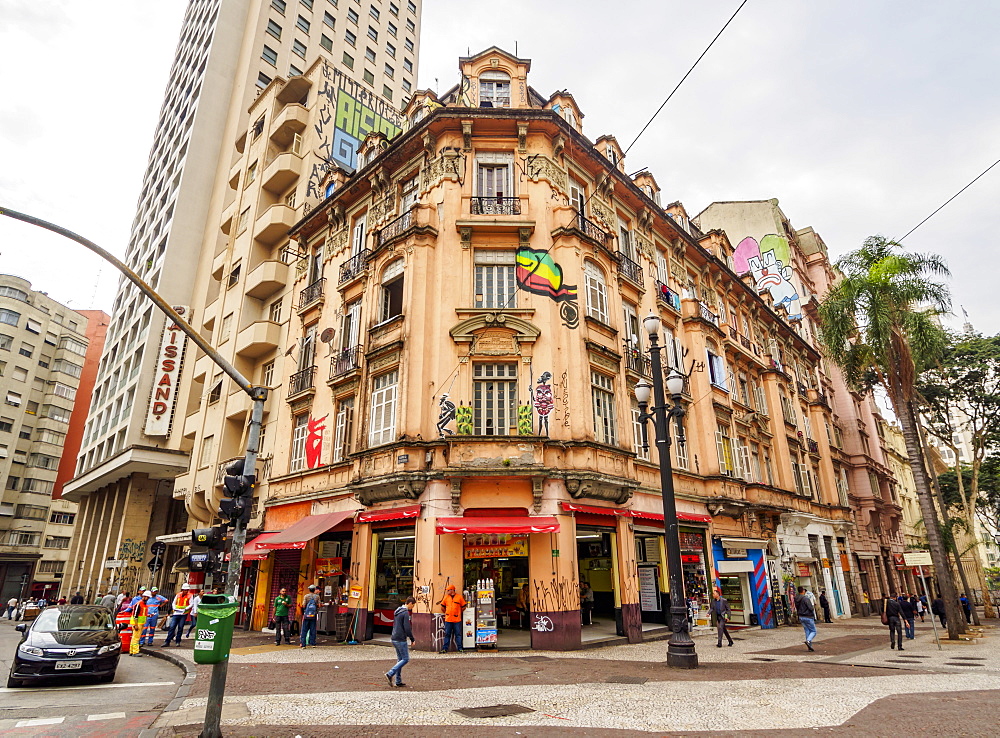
[616,251,643,285]
[622,341,651,377]
[573,212,612,248]
[339,249,369,285]
[330,345,363,379]
[375,208,414,251]
[698,302,720,327]
[288,365,316,398]
[471,196,521,216]
[655,280,682,312]
[298,277,326,311]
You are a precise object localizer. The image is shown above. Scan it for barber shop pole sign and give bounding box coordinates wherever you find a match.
[144,307,190,436]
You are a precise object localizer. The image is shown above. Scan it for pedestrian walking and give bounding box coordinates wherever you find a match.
[129,591,151,657]
[580,581,595,626]
[115,591,127,611]
[794,586,817,651]
[711,588,734,647]
[100,592,116,610]
[819,589,833,623]
[914,594,925,622]
[185,589,201,637]
[960,593,972,624]
[899,594,916,640]
[437,584,466,653]
[884,592,904,650]
[300,584,320,648]
[385,597,416,688]
[6,597,17,620]
[70,592,84,605]
[163,584,193,646]
[273,587,292,645]
[931,595,947,628]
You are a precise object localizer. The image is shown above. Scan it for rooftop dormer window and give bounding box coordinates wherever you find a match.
[479,70,511,108]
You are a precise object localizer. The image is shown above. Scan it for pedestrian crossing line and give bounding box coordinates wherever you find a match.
[0,681,175,694]
[86,712,128,721]
[14,718,65,727]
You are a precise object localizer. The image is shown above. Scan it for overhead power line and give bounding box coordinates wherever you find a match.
[899,156,1000,242]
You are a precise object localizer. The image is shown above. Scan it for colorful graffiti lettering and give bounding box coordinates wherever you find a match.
[305,414,327,469]
[515,247,580,329]
[532,371,554,436]
[733,235,802,321]
[307,61,405,200]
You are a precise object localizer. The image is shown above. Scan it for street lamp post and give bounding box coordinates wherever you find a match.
[634,311,698,669]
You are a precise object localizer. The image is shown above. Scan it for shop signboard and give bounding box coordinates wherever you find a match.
[349,585,362,600]
[316,557,344,577]
[840,552,851,572]
[797,563,811,577]
[725,548,748,559]
[821,558,831,569]
[638,566,660,612]
[464,535,528,559]
[892,553,907,570]
[903,551,933,567]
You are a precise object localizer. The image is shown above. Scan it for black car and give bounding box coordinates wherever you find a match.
[8,605,121,687]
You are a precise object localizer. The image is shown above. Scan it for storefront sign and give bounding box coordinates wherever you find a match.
[892,553,907,569]
[144,307,189,436]
[551,549,560,557]
[840,553,851,572]
[797,563,811,577]
[679,531,704,551]
[316,557,344,577]
[464,535,528,559]
[397,454,409,463]
[681,554,701,563]
[638,566,660,612]
[821,558,831,569]
[349,586,362,600]
[725,548,748,559]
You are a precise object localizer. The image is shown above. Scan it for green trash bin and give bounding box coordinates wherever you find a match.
[193,594,239,664]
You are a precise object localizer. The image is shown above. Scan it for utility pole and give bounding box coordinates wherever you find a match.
[0,207,266,738]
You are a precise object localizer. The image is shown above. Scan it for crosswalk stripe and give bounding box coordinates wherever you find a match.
[0,681,175,694]
[15,718,65,727]
[87,712,128,721]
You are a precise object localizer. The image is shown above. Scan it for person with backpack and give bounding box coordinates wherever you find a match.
[300,584,320,648]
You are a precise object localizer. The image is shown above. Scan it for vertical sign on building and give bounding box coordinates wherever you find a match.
[144,307,190,436]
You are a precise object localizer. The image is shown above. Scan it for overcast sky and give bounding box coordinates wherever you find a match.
[1,0,997,334]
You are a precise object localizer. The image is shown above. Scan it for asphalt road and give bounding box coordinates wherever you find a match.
[0,617,182,737]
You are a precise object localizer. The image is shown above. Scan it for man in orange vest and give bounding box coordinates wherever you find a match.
[129,591,151,656]
[438,584,466,653]
[163,583,193,647]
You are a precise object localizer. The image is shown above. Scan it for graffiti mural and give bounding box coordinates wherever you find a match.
[456,405,474,435]
[515,247,580,329]
[437,394,457,437]
[733,235,802,321]
[305,414,327,469]
[517,404,533,435]
[307,60,405,200]
[532,372,554,436]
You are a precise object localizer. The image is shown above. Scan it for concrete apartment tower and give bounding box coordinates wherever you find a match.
[0,275,107,603]
[63,0,422,598]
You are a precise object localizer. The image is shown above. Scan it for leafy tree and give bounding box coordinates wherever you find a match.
[918,332,1000,618]
[818,235,964,637]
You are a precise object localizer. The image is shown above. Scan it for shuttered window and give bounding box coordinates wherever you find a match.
[368,370,398,446]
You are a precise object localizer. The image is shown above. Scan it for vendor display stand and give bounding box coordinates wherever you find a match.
[462,603,476,650]
[475,582,497,649]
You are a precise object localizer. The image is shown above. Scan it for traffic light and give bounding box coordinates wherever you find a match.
[223,458,255,497]
[219,495,251,525]
[191,525,228,551]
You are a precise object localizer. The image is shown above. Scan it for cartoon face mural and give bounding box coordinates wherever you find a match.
[305,414,328,469]
[733,235,802,321]
[515,247,580,329]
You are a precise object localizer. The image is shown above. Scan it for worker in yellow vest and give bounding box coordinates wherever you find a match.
[163,584,193,647]
[129,591,151,656]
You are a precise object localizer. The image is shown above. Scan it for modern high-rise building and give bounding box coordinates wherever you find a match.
[63,0,422,598]
[0,275,107,603]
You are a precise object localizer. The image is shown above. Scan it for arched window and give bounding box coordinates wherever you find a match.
[584,261,609,324]
[380,258,404,322]
[479,70,511,108]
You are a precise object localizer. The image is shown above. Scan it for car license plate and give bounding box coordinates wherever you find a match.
[55,660,83,670]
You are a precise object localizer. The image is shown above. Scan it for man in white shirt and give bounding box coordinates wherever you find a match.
[6,597,17,620]
[184,589,202,638]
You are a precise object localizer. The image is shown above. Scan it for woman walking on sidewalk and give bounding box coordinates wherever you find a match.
[386,597,416,688]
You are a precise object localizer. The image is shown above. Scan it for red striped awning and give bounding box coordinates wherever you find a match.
[436,516,560,535]
[241,532,282,560]
[627,510,712,524]
[560,502,628,517]
[357,504,422,523]
[257,511,355,549]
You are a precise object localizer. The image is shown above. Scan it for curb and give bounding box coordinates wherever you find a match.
[138,646,199,738]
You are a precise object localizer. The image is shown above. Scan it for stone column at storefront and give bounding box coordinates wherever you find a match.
[528,517,581,650]
[347,521,376,641]
[411,496,463,652]
[612,515,642,643]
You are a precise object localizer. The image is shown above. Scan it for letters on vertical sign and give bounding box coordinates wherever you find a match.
[144,307,190,437]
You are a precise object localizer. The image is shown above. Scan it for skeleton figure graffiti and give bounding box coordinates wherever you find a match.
[533,372,554,436]
[437,393,457,437]
[515,247,580,329]
[733,235,802,321]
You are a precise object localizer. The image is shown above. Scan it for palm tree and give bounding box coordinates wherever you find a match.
[818,235,963,638]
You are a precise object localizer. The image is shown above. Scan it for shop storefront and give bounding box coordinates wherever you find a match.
[358,504,421,641]
[712,537,774,628]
